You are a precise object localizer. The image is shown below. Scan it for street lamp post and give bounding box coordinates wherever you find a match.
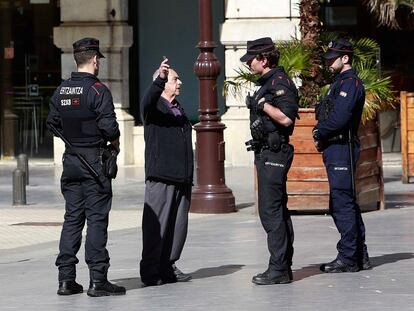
[191,0,235,213]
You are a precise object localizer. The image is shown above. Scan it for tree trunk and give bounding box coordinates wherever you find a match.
[299,0,323,107]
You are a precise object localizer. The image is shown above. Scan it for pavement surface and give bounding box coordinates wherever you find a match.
[0,153,414,310]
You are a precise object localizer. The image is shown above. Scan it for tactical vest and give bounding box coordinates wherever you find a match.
[315,73,361,123]
[57,78,102,144]
[250,73,298,138]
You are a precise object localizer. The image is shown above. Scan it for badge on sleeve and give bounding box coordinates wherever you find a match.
[275,89,285,97]
[339,91,347,97]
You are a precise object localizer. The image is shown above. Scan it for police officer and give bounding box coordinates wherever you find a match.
[313,38,371,273]
[47,38,126,296]
[240,37,299,285]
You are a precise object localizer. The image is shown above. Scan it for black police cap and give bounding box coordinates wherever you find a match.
[323,38,353,59]
[73,37,105,58]
[240,37,276,62]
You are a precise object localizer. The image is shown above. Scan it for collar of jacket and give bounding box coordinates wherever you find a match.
[70,71,98,81]
[256,66,286,86]
[334,67,357,82]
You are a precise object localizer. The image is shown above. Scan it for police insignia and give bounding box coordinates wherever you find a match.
[339,91,347,97]
[275,89,285,96]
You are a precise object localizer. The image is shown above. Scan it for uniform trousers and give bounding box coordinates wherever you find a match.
[56,150,112,282]
[323,142,369,266]
[140,180,191,282]
[255,145,294,277]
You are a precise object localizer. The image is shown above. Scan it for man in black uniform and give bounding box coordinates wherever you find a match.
[139,58,193,286]
[240,37,299,285]
[47,38,126,296]
[313,38,371,273]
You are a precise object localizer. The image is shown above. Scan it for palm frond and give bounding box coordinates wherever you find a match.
[364,0,414,28]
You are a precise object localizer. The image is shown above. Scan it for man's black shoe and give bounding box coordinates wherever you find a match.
[172,264,192,282]
[87,280,126,297]
[362,257,373,270]
[320,259,359,273]
[252,270,291,285]
[142,278,164,287]
[57,281,83,296]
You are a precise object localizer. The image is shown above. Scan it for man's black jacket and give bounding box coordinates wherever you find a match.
[140,76,193,185]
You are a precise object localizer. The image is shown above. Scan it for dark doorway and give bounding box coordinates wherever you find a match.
[0,0,61,159]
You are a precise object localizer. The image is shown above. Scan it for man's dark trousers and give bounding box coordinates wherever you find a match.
[140,180,191,282]
[56,150,112,282]
[323,142,368,266]
[255,146,294,277]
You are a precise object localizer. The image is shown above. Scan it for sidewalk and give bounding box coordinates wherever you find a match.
[1,153,414,310]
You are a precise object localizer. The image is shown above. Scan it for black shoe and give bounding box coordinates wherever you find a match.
[320,259,359,273]
[252,270,291,285]
[142,278,164,287]
[57,281,83,296]
[87,280,126,297]
[172,264,192,282]
[362,257,373,270]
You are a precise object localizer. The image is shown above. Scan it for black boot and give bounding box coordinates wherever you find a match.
[252,270,291,285]
[320,259,359,273]
[87,280,126,297]
[172,264,192,282]
[57,281,83,295]
[361,257,373,270]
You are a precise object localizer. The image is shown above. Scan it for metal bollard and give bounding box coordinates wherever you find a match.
[13,169,26,205]
[17,154,29,185]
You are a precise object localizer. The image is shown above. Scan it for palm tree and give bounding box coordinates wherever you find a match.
[299,0,323,107]
[364,0,414,28]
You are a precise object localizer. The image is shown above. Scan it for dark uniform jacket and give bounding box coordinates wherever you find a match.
[315,68,365,140]
[252,67,299,138]
[140,76,193,185]
[47,72,120,148]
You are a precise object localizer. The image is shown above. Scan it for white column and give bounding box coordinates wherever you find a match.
[220,0,300,166]
[52,0,134,165]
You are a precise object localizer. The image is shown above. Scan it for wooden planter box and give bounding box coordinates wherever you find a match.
[287,108,384,212]
[400,91,414,183]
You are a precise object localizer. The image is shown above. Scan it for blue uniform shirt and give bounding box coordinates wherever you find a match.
[316,68,365,139]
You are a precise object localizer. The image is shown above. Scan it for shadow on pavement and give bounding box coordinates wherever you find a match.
[370,252,414,268]
[191,264,245,279]
[292,252,414,282]
[111,277,143,291]
[112,264,245,290]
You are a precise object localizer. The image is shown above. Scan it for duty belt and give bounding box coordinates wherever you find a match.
[66,146,102,156]
[327,134,357,144]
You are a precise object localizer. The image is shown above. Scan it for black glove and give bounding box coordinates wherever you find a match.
[250,118,265,141]
[312,127,322,141]
[257,100,265,113]
[102,145,118,179]
[245,93,254,110]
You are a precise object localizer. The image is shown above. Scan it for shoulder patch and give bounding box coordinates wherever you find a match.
[339,91,347,97]
[275,89,285,96]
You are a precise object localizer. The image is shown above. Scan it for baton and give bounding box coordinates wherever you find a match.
[48,123,100,180]
[348,127,356,198]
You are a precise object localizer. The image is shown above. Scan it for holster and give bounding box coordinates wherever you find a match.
[102,145,118,179]
[266,131,288,152]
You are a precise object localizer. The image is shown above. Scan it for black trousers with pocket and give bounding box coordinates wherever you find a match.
[255,145,295,277]
[56,149,112,282]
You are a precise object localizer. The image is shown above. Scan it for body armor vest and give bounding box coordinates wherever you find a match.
[57,78,102,145]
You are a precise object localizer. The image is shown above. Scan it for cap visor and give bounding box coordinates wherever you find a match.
[98,51,105,58]
[240,53,255,63]
[322,50,341,59]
